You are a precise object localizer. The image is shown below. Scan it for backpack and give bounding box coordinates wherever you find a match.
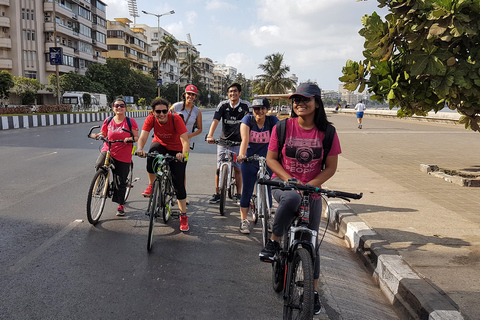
[107,116,133,134]
[275,119,335,170]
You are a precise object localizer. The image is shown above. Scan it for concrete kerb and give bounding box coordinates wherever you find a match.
[323,198,465,320]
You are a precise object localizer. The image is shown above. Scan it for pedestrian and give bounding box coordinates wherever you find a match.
[355,100,366,129]
[259,83,342,314]
[137,98,191,232]
[236,97,279,234]
[170,84,203,205]
[92,98,139,216]
[206,83,251,204]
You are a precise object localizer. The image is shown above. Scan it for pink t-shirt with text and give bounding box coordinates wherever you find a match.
[101,117,139,163]
[268,117,341,184]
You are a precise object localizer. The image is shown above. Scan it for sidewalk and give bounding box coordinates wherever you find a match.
[322,113,480,320]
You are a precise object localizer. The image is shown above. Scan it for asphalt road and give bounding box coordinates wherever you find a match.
[0,110,398,319]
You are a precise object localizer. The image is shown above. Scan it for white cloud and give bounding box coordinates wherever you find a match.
[185,11,197,24]
[205,0,236,10]
[225,53,257,78]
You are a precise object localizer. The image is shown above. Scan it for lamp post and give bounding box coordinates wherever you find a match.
[187,43,201,83]
[142,9,175,98]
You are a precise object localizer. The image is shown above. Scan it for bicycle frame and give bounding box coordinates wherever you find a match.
[218,150,235,191]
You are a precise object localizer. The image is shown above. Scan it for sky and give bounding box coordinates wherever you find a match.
[102,0,388,91]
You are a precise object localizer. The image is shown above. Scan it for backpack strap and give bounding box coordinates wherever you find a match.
[321,124,336,170]
[275,119,287,161]
[107,115,132,131]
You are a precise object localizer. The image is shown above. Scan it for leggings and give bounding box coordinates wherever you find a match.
[95,151,130,206]
[146,142,187,200]
[271,177,322,279]
[240,161,272,208]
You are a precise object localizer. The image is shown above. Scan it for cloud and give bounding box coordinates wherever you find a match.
[225,53,257,78]
[205,0,236,10]
[185,11,197,24]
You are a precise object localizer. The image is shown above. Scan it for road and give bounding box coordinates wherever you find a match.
[0,110,398,319]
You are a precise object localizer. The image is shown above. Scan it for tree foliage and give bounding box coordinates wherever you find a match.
[340,0,480,131]
[180,53,201,83]
[0,70,14,101]
[13,77,43,105]
[252,53,295,95]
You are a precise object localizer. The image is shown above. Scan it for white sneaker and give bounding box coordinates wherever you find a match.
[239,219,250,234]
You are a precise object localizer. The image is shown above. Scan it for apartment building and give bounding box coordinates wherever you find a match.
[0,0,108,104]
[213,63,237,97]
[104,18,151,74]
[177,40,201,87]
[198,57,214,92]
[133,23,178,86]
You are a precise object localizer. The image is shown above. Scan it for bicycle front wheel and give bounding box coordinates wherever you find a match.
[86,169,110,225]
[147,179,161,251]
[124,162,134,202]
[219,165,228,215]
[162,176,172,223]
[283,248,315,320]
[258,185,270,248]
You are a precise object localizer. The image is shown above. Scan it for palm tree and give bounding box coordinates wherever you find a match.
[158,34,178,79]
[180,53,201,83]
[253,53,295,94]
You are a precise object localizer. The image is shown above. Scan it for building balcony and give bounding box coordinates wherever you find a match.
[0,0,10,6]
[45,63,75,73]
[0,58,12,69]
[0,16,10,28]
[0,36,11,49]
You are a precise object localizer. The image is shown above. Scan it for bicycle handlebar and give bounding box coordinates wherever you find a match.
[205,135,241,147]
[257,178,363,201]
[87,125,134,144]
[244,154,266,163]
[135,151,177,161]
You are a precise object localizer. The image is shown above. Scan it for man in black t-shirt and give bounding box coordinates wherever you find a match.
[206,83,251,203]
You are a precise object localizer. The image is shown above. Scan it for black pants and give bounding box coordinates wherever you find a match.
[95,151,130,206]
[146,142,187,200]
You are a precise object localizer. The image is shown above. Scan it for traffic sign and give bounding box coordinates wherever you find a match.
[49,47,63,65]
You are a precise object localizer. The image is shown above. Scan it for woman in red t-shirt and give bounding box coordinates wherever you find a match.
[137,98,191,232]
[93,98,139,216]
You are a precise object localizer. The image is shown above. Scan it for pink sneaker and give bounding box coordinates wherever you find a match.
[142,184,152,197]
[116,205,125,216]
[180,214,189,232]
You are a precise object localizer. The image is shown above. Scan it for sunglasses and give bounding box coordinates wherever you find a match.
[113,104,126,108]
[154,109,168,114]
[292,96,312,104]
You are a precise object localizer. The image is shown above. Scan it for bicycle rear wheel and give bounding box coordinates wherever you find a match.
[124,162,134,202]
[86,169,110,225]
[258,185,270,248]
[147,179,161,251]
[219,165,228,215]
[228,167,236,199]
[162,176,172,223]
[283,248,314,320]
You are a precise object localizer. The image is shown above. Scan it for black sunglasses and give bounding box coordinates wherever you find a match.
[154,109,168,114]
[292,96,312,104]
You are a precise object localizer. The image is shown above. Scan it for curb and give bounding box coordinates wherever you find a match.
[420,164,480,187]
[0,111,150,130]
[323,198,466,320]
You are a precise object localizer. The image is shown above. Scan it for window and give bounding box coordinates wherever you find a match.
[25,71,37,79]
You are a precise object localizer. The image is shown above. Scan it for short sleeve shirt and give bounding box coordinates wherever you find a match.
[213,99,251,142]
[172,102,199,134]
[142,113,187,152]
[100,117,139,163]
[268,117,342,184]
[241,115,279,157]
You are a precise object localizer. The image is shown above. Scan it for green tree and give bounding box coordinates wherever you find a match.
[159,34,178,79]
[82,93,92,110]
[340,0,480,131]
[181,53,201,83]
[253,53,295,95]
[235,73,252,100]
[13,77,42,105]
[0,70,14,102]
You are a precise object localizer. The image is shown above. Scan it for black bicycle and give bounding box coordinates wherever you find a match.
[208,137,241,215]
[258,178,362,319]
[139,152,177,251]
[86,126,135,225]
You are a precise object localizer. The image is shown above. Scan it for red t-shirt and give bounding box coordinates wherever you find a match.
[100,117,139,163]
[142,113,187,151]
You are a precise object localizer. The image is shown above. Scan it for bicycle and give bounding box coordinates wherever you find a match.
[257,178,362,319]
[208,137,241,215]
[244,154,271,247]
[86,125,136,225]
[138,152,178,251]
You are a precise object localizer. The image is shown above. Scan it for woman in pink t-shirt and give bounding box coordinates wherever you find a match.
[93,98,139,216]
[259,83,342,315]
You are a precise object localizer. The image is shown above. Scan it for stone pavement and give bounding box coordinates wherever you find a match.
[321,113,480,320]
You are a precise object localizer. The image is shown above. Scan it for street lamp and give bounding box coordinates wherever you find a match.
[187,43,201,83]
[142,9,175,98]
